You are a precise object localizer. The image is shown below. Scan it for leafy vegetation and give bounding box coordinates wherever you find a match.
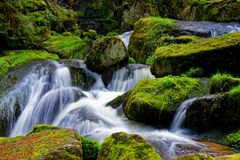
[81,137,101,160]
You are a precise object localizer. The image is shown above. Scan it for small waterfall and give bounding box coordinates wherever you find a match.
[119,30,133,48]
[177,21,240,37]
[170,98,197,132]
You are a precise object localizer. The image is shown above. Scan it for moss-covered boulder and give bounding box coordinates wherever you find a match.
[97,132,162,160]
[158,0,240,22]
[173,153,216,160]
[151,32,240,77]
[185,86,240,133]
[209,74,240,94]
[0,128,83,160]
[0,0,78,49]
[123,76,203,126]
[0,50,59,80]
[41,32,92,59]
[86,36,128,73]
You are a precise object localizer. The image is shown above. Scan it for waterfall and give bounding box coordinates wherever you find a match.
[119,31,133,48]
[169,98,197,132]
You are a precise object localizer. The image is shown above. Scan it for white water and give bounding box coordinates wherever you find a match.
[119,31,133,48]
[170,98,197,132]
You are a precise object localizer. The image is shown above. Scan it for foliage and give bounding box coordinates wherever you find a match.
[225,130,240,150]
[81,137,101,160]
[209,73,240,94]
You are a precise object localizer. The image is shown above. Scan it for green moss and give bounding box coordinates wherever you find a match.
[128,17,178,64]
[220,154,240,160]
[81,137,100,160]
[28,124,60,134]
[128,57,136,64]
[173,153,216,160]
[181,68,204,78]
[98,132,162,160]
[0,50,59,80]
[0,129,83,160]
[123,76,203,125]
[41,32,91,59]
[151,32,240,77]
[209,74,240,94]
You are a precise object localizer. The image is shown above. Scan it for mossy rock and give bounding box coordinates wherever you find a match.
[186,85,240,133]
[41,32,91,59]
[81,137,101,160]
[0,128,83,160]
[158,0,240,22]
[173,153,216,160]
[0,50,59,80]
[86,36,129,73]
[128,17,178,64]
[97,132,162,160]
[123,76,203,126]
[209,73,240,94]
[151,32,240,77]
[219,154,240,160]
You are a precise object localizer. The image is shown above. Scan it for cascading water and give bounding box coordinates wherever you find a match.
[119,31,133,48]
[0,32,211,160]
[170,98,197,132]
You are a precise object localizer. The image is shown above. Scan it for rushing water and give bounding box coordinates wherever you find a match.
[119,31,133,48]
[177,20,240,37]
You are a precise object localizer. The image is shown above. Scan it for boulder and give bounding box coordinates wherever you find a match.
[151,32,240,77]
[97,132,162,160]
[158,0,240,22]
[0,127,83,160]
[86,36,129,73]
[122,76,203,126]
[185,86,240,132]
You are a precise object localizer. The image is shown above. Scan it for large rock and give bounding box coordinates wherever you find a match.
[185,86,240,133]
[97,132,162,160]
[86,36,129,73]
[151,32,240,77]
[123,76,203,126]
[0,126,83,160]
[158,0,240,22]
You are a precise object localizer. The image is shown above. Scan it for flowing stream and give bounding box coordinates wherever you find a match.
[0,29,239,159]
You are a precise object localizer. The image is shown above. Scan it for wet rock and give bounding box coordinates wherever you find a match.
[97,132,162,160]
[86,36,129,74]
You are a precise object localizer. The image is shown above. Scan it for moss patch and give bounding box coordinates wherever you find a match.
[173,153,216,160]
[28,124,60,134]
[0,50,59,80]
[123,76,203,126]
[97,132,162,160]
[41,32,91,59]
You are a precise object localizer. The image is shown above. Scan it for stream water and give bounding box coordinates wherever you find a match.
[0,27,239,159]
